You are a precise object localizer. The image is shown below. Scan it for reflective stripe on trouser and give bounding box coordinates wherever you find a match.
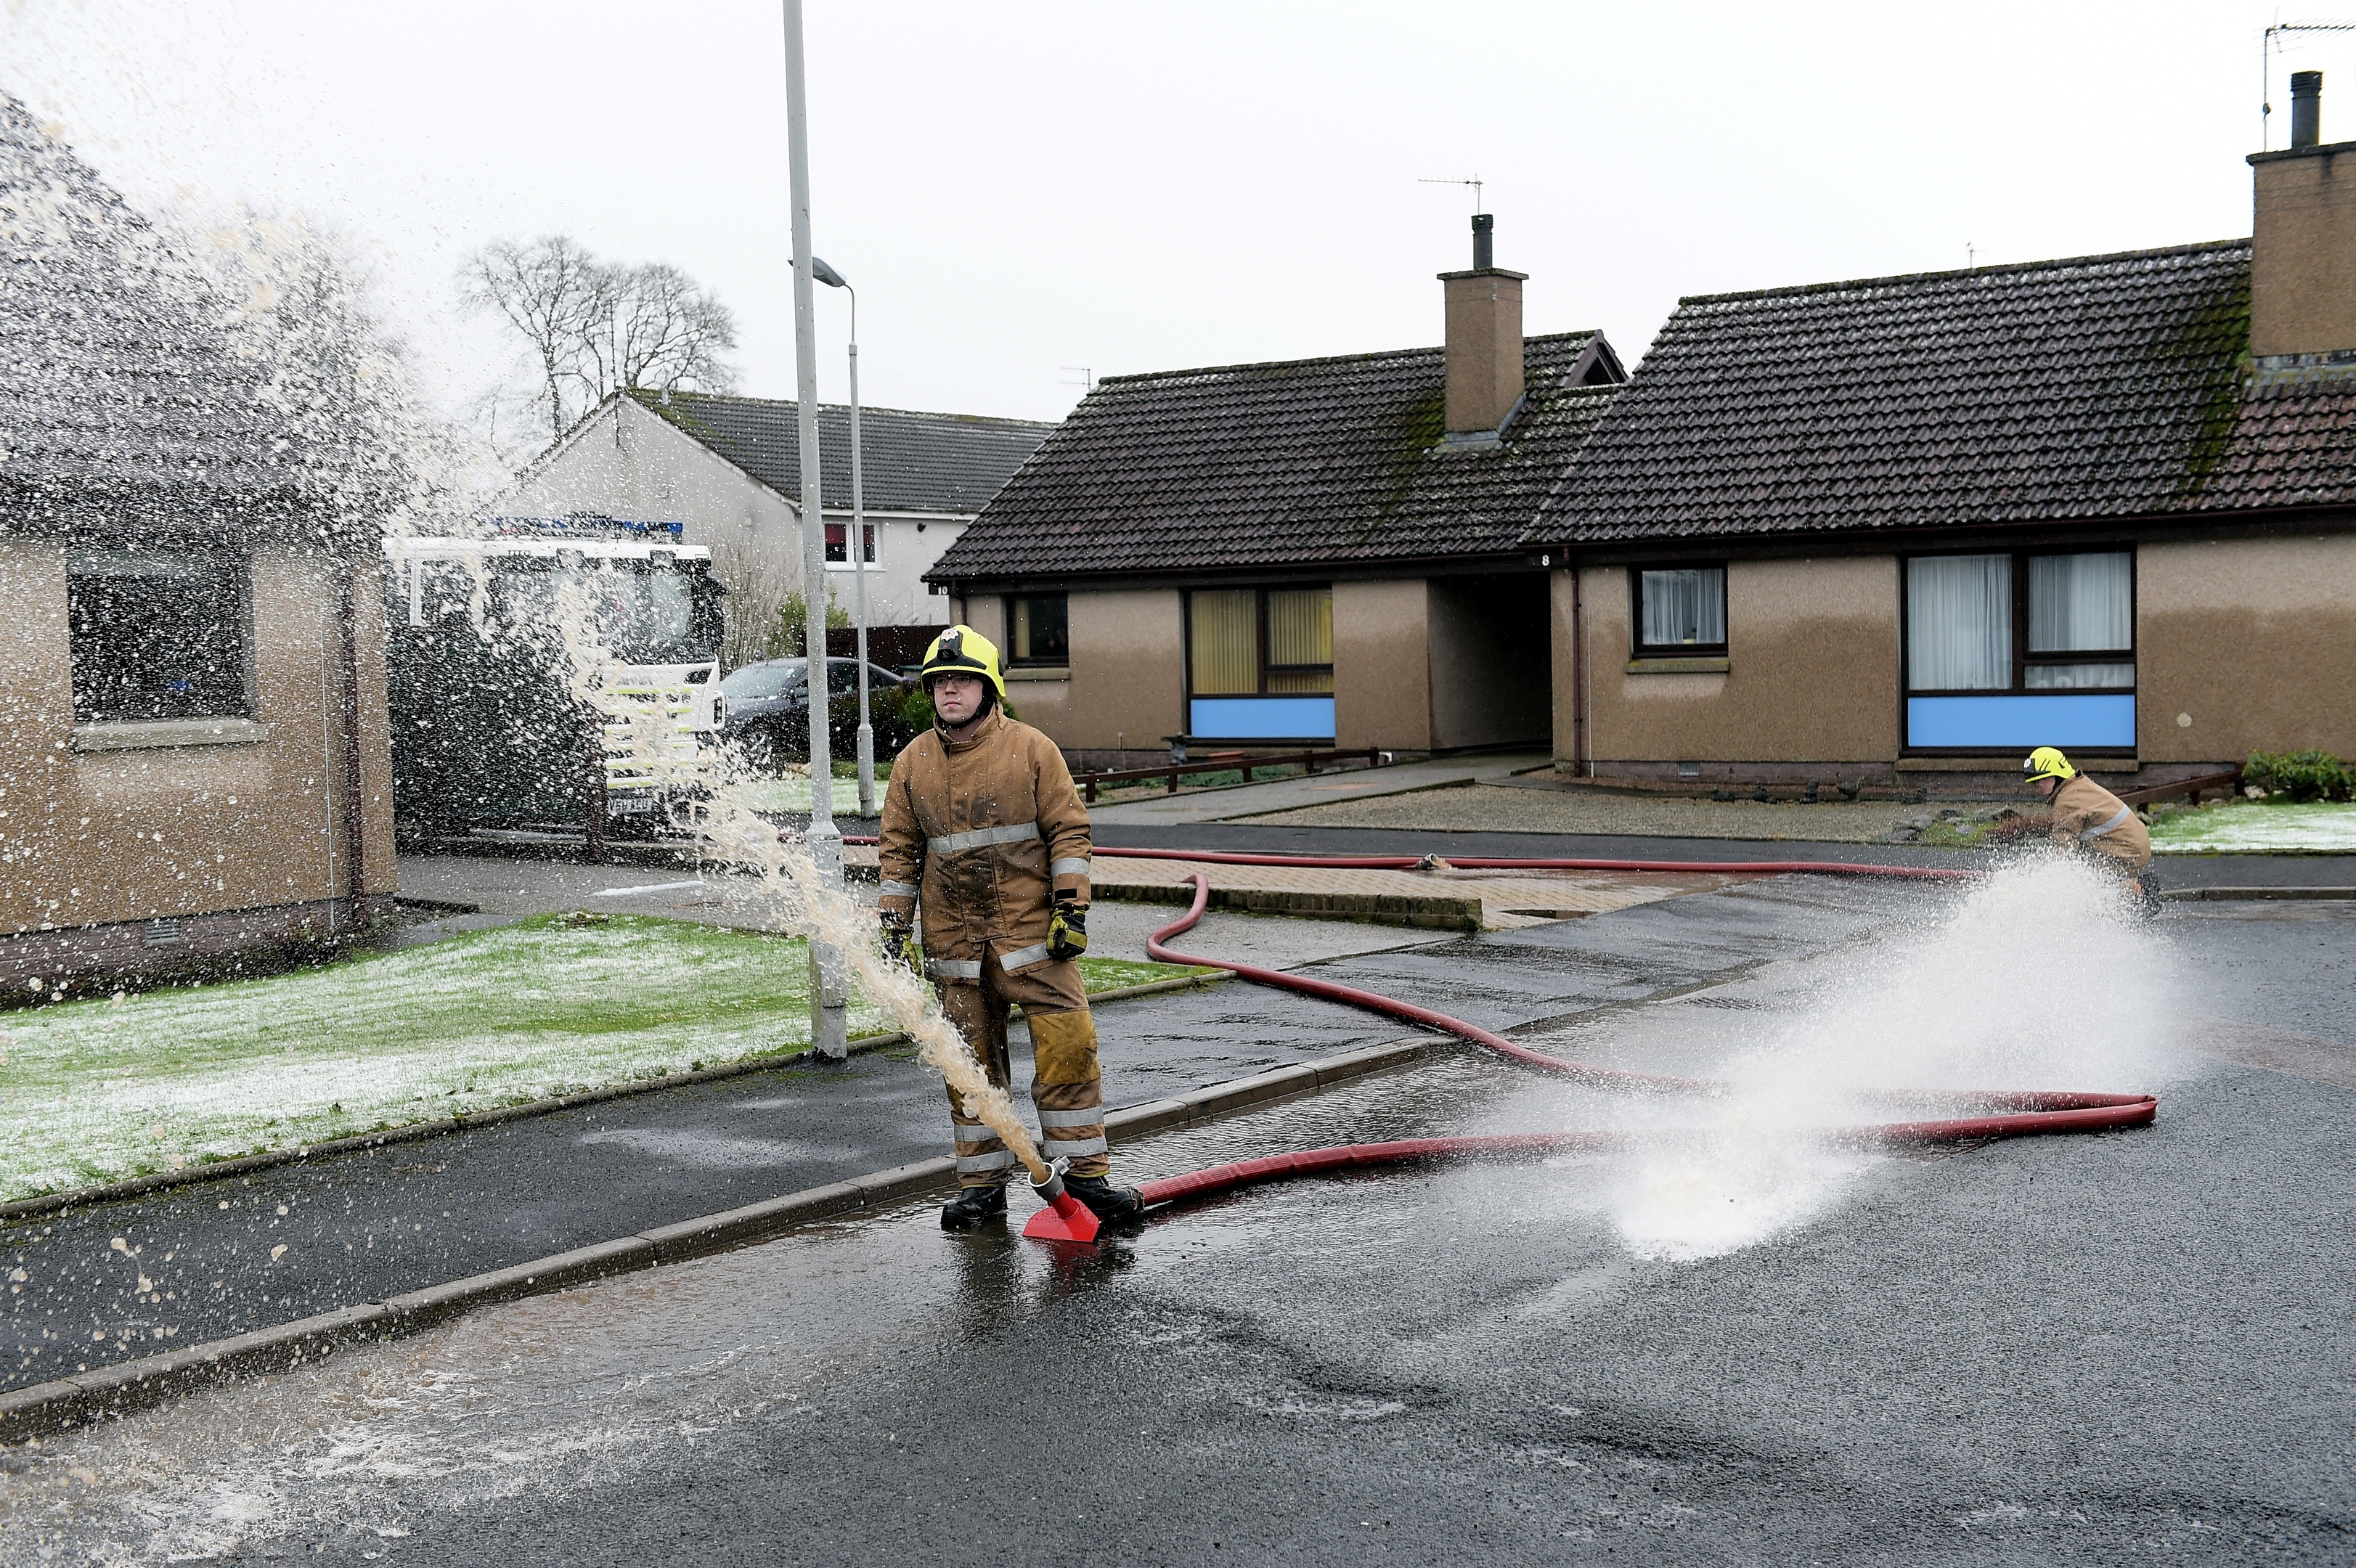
[937,955,1104,1183]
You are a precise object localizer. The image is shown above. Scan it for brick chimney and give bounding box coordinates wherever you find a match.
[1438,213,1528,435]
[2249,71,2356,362]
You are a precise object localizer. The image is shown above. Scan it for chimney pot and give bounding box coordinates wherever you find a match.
[2293,71,2323,150]
[1437,213,1528,434]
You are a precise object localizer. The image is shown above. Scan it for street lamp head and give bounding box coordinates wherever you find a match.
[811,256,849,290]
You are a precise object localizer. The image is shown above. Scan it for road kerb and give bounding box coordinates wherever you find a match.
[2162,885,2356,900]
[0,1031,1434,1445]
[637,1180,871,1262]
[0,1304,390,1440]
[378,1238,658,1334]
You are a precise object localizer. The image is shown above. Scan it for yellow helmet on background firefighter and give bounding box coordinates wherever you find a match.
[2023,746,2078,783]
[918,625,1007,706]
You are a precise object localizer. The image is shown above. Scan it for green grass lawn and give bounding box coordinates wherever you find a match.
[2148,799,2356,853]
[0,914,1209,1203]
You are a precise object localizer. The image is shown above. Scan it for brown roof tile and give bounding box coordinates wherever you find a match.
[1529,239,2356,545]
[929,332,1621,584]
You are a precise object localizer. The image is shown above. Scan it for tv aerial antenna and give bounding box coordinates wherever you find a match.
[2262,17,2356,148]
[1418,174,1486,213]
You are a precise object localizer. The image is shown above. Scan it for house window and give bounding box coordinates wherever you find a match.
[1188,587,1334,695]
[67,550,249,724]
[1904,550,2135,750]
[823,522,877,566]
[1631,565,1727,655]
[2023,552,2135,688]
[1185,587,1336,740]
[1006,593,1069,666]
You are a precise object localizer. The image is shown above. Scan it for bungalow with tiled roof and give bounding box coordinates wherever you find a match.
[941,83,2356,790]
[926,215,1626,764]
[1530,81,2356,790]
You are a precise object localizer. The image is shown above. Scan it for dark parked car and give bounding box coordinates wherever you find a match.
[719,656,910,769]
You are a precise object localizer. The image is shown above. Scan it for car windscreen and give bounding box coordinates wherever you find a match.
[721,662,804,701]
[496,562,705,663]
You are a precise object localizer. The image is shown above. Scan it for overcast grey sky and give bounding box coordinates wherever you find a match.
[4,2,2351,432]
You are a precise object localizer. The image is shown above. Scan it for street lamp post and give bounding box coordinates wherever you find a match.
[781,0,846,1059]
[812,256,875,818]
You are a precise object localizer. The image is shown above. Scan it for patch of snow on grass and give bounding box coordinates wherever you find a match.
[730,775,858,814]
[0,915,868,1201]
[2150,801,2356,854]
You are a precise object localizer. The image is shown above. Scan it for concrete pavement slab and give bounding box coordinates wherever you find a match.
[1095,819,2356,889]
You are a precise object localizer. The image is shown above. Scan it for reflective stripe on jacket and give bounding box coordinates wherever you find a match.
[878,709,1091,971]
[2047,773,2152,870]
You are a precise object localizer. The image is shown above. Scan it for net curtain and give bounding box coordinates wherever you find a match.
[1906,555,2010,690]
[1639,568,1726,648]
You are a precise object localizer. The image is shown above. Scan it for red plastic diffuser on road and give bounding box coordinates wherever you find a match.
[1022,1158,1100,1241]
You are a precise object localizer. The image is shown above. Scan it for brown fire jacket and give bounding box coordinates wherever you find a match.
[2048,773,2152,871]
[878,709,1093,981]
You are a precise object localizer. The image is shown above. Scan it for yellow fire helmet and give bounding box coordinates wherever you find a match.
[2023,746,2078,783]
[918,624,1007,705]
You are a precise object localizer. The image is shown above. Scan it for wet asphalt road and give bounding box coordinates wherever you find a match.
[7,878,2355,1566]
[363,1059,2351,1568]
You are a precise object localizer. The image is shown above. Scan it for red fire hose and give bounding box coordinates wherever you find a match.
[1128,867,2156,1213]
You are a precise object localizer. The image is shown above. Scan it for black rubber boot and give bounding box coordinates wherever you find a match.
[940,1184,1008,1232]
[1064,1174,1145,1225]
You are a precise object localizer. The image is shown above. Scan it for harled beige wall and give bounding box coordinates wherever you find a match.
[0,539,394,938]
[999,589,1184,751]
[1335,579,1432,751]
[2139,535,2356,761]
[1568,556,1899,767]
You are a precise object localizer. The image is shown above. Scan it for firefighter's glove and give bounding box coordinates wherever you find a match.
[878,912,922,978]
[1047,903,1088,961]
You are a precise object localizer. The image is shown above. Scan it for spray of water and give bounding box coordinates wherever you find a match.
[694,775,1048,1178]
[1591,854,2185,1262]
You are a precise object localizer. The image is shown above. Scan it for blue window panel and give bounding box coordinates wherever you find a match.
[1189,697,1336,740]
[1906,695,2135,750]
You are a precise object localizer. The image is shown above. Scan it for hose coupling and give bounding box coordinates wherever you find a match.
[1029,1154,1072,1205]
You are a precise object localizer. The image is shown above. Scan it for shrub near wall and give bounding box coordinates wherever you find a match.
[2243,751,2356,803]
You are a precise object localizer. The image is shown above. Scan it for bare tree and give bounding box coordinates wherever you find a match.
[461,236,739,452]
[601,262,740,399]
[459,235,608,443]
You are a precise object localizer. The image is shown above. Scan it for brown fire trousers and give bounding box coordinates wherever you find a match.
[877,709,1108,1188]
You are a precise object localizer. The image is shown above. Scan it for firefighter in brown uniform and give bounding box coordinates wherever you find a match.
[876,626,1145,1231]
[2004,747,2157,909]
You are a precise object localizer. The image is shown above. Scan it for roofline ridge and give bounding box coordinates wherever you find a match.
[632,387,1056,430]
[1672,237,2251,308]
[1093,330,1603,388]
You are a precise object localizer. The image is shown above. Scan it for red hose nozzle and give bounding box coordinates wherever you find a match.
[1022,1156,1101,1242]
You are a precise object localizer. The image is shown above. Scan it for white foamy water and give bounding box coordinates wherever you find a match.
[1583,855,2190,1262]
